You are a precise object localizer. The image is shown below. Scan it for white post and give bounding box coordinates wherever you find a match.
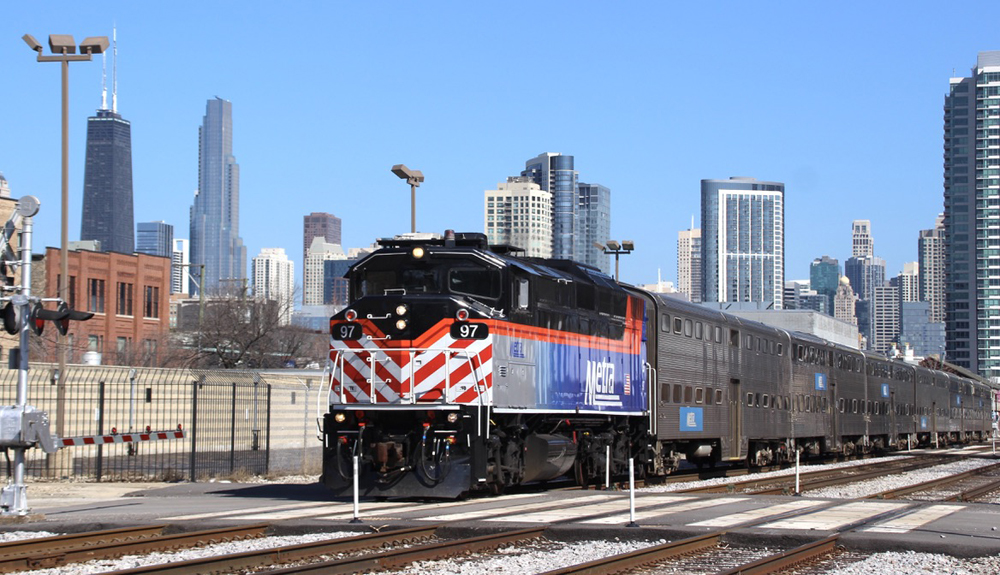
[605,445,611,489]
[794,449,801,496]
[350,455,361,523]
[627,458,638,527]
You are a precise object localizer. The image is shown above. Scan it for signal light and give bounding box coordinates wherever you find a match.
[2,302,21,335]
[455,308,469,321]
[32,302,94,336]
[344,309,358,322]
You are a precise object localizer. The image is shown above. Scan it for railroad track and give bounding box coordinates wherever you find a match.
[0,524,267,573]
[866,460,1000,502]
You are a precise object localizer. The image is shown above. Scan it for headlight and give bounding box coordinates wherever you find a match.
[412,246,425,259]
[334,412,346,423]
[447,412,459,423]
[395,319,408,330]
[395,304,408,316]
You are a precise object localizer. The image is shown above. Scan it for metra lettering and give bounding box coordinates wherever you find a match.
[585,360,615,404]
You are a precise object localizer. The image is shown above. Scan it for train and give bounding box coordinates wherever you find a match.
[319,231,997,498]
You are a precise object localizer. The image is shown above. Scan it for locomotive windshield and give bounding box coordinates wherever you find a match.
[352,253,501,303]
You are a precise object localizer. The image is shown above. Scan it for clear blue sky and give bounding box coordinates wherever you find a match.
[2,2,998,291]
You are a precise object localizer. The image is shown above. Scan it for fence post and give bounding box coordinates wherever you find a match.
[189,377,200,482]
[265,383,272,476]
[96,380,105,482]
[230,381,237,474]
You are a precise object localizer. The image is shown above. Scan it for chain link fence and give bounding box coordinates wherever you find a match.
[0,364,325,482]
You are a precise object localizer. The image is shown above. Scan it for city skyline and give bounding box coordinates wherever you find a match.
[4,4,1000,292]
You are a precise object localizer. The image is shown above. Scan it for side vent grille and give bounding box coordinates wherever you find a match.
[498,365,508,378]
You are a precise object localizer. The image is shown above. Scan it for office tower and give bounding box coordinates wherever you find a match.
[522,152,578,260]
[677,226,702,303]
[171,239,189,294]
[871,283,900,354]
[189,97,246,296]
[810,256,840,315]
[136,221,173,258]
[893,262,920,303]
[304,237,346,306]
[852,220,873,258]
[80,37,133,254]
[900,301,946,358]
[701,177,785,308]
[303,212,342,301]
[252,248,295,325]
[324,258,356,309]
[484,177,552,258]
[783,281,807,310]
[0,172,9,198]
[834,276,857,325]
[577,182,612,274]
[844,255,886,303]
[918,214,945,323]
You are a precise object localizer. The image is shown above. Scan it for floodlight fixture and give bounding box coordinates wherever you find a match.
[596,239,636,282]
[79,37,110,54]
[392,164,425,233]
[21,34,42,52]
[593,242,605,251]
[47,34,76,54]
[606,240,620,251]
[622,240,635,251]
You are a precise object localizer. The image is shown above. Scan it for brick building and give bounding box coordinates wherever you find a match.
[40,248,171,365]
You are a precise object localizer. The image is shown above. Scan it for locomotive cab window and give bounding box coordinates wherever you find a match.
[449,265,501,300]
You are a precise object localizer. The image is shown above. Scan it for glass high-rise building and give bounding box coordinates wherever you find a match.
[136,221,173,258]
[576,182,611,274]
[701,177,784,308]
[252,248,295,325]
[522,152,578,260]
[942,52,1000,375]
[81,108,134,254]
[810,256,840,315]
[171,239,189,295]
[303,212,342,301]
[189,97,246,296]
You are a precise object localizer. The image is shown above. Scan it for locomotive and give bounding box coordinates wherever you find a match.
[320,231,995,498]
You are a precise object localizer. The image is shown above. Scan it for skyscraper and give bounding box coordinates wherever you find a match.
[701,177,785,308]
[80,36,133,254]
[871,283,901,354]
[189,97,246,296]
[844,255,886,303]
[171,239,189,295]
[834,276,857,325]
[522,152,578,260]
[942,53,1000,375]
[677,226,702,303]
[252,248,295,325]
[809,256,840,314]
[576,182,611,274]
[304,237,346,306]
[918,214,945,323]
[136,221,173,258]
[484,177,552,258]
[303,212,342,301]
[852,220,873,258]
[894,262,920,303]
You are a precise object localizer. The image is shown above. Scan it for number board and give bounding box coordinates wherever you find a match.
[332,322,363,340]
[450,322,489,340]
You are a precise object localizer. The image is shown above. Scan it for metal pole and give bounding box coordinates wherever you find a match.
[794,449,801,495]
[615,253,620,282]
[605,444,611,489]
[626,458,638,528]
[56,58,69,447]
[9,213,34,514]
[350,455,362,523]
[410,183,416,233]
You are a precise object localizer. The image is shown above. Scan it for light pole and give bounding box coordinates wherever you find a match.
[594,240,635,282]
[23,33,108,457]
[391,164,424,233]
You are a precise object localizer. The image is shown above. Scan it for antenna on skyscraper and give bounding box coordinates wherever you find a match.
[101,47,107,110]
[112,25,118,113]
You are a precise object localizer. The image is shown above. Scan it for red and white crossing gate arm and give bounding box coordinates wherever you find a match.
[60,429,184,448]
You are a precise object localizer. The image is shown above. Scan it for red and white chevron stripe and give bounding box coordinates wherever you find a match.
[60,430,184,447]
[330,321,493,405]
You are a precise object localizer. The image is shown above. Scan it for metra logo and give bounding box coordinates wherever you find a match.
[510,341,525,358]
[584,360,622,407]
